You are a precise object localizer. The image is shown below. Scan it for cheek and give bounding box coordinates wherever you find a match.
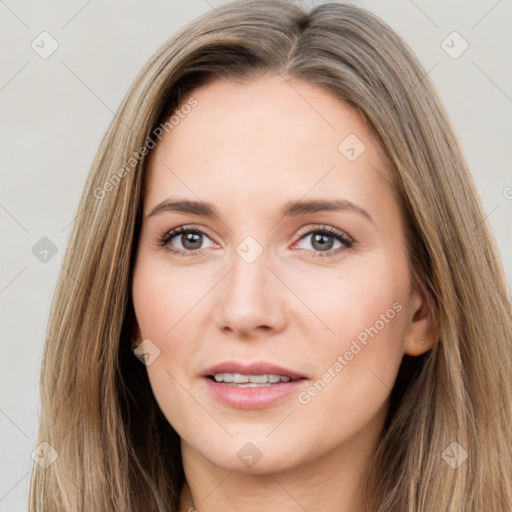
[291,254,407,359]
[131,255,214,433]
[288,263,407,446]
[131,259,196,363]
[132,253,211,339]
[303,293,405,405]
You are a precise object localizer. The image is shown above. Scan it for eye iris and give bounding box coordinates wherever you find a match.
[181,232,202,250]
[311,233,334,251]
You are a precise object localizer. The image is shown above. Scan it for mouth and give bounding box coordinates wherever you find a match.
[201,361,308,409]
[203,360,307,382]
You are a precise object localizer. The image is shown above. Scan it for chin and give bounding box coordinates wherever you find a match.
[187,436,307,474]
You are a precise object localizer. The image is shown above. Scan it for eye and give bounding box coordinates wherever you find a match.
[158,225,216,256]
[293,225,353,258]
[158,224,353,258]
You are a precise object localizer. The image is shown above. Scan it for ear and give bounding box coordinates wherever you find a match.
[131,322,143,350]
[403,287,439,356]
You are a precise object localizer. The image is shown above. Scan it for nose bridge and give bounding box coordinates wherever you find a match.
[216,235,285,334]
[228,239,270,303]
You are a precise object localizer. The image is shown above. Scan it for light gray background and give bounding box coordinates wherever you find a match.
[0,1,511,510]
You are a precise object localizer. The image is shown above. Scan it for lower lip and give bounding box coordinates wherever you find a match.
[203,377,308,409]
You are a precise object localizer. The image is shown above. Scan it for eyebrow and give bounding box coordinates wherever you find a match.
[148,198,373,224]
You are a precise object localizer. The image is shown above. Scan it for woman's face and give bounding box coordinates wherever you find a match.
[132,74,434,475]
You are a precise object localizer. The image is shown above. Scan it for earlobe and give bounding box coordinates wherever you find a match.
[405,337,431,357]
[403,289,439,356]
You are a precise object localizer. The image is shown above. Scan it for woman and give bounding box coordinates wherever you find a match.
[29,1,512,510]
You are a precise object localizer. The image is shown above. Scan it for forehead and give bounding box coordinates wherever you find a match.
[143,74,393,218]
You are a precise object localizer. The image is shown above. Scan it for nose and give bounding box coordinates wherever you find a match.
[215,246,287,338]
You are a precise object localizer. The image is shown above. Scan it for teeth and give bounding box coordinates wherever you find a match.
[249,375,267,383]
[213,373,293,384]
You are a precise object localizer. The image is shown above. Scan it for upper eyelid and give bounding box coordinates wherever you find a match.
[162,225,216,242]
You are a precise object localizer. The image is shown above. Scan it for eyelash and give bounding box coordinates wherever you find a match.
[157,224,354,259]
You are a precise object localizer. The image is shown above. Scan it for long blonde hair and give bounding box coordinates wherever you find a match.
[29,1,512,510]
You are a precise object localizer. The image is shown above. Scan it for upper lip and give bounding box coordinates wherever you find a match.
[203,361,307,380]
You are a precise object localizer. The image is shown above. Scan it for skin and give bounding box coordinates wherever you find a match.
[131,74,437,512]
